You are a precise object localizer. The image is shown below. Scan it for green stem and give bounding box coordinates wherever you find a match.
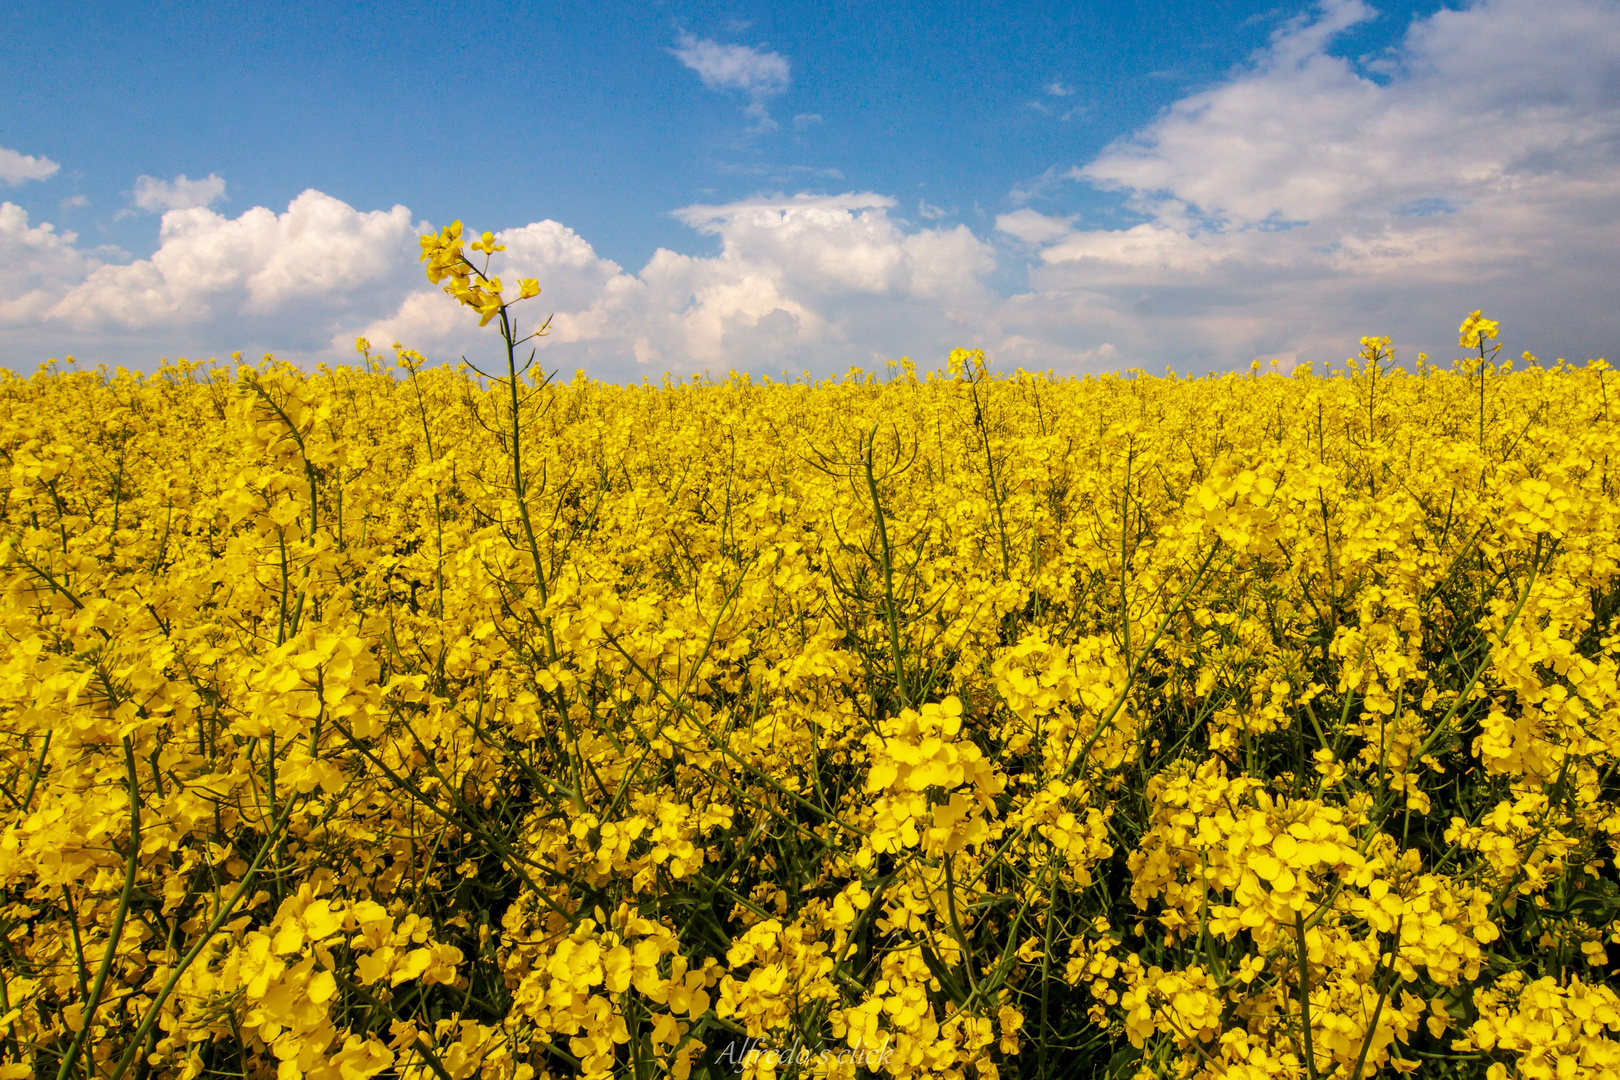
[21,732,52,810]
[1296,908,1317,1080]
[863,423,910,707]
[1346,915,1405,1080]
[55,738,142,1080]
[106,794,301,1080]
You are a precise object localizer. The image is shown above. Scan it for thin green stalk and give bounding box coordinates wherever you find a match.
[55,738,142,1080]
[20,731,52,811]
[941,858,980,1003]
[1121,448,1133,659]
[1296,908,1317,1080]
[0,967,18,1062]
[863,423,910,707]
[1060,541,1224,784]
[401,352,447,617]
[1037,865,1060,1079]
[1346,915,1405,1080]
[968,375,1011,580]
[106,793,301,1080]
[60,886,90,1001]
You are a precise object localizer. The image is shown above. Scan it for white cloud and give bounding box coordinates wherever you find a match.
[357,219,641,363]
[793,113,823,131]
[1007,167,1067,207]
[672,35,791,130]
[5,0,1618,376]
[672,35,790,94]
[995,209,1076,245]
[0,146,61,186]
[62,190,412,328]
[0,203,100,326]
[360,193,997,378]
[1045,80,1073,97]
[0,191,417,362]
[131,173,228,213]
[0,186,995,377]
[1000,0,1620,368]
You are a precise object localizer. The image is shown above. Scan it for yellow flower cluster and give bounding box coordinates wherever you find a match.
[420,222,542,328]
[2,279,1618,1080]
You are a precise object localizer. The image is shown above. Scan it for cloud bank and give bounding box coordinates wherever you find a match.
[361,193,994,379]
[1,191,419,361]
[2,0,1616,376]
[997,0,1620,368]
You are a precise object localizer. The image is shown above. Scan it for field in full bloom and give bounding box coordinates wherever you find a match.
[3,308,1619,1079]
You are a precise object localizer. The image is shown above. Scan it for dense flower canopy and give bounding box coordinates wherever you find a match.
[2,300,1618,1079]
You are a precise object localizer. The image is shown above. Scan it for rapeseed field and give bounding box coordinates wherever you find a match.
[2,226,1617,1080]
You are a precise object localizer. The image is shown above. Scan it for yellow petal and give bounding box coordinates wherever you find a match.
[309,969,337,1005]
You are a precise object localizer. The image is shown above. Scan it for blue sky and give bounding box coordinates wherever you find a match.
[2,0,1617,377]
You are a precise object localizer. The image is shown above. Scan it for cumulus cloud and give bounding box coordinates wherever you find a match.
[356,219,641,368]
[672,35,792,130]
[67,191,413,328]
[4,0,1618,376]
[0,146,61,186]
[131,173,228,213]
[0,190,419,362]
[1000,0,1620,368]
[658,194,993,369]
[0,188,996,377]
[0,204,100,327]
[358,193,997,379]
